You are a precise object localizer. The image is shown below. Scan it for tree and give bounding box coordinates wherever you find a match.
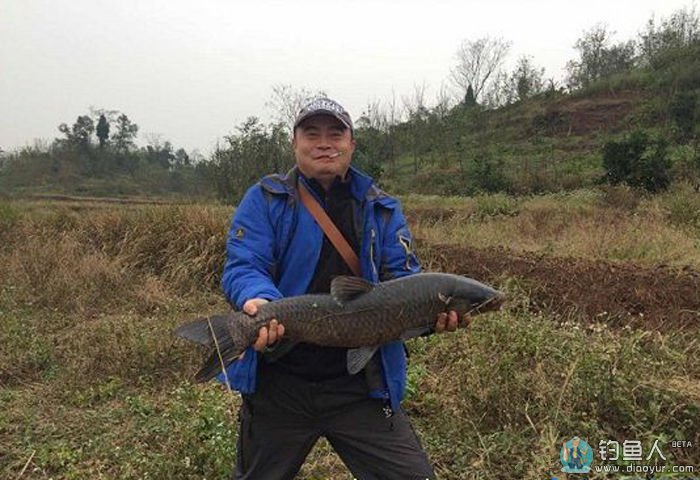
[144,136,175,169]
[401,83,430,173]
[450,36,511,103]
[112,114,139,153]
[464,84,477,108]
[96,114,110,149]
[58,115,95,149]
[566,24,636,89]
[510,55,545,102]
[433,83,454,119]
[265,84,328,133]
[210,117,293,203]
[174,148,191,167]
[638,6,700,67]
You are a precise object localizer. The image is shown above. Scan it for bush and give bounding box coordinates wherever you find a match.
[669,144,700,185]
[602,130,671,192]
[464,149,512,194]
[669,90,699,141]
[662,182,700,231]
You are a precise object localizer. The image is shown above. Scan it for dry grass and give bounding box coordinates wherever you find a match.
[1,202,230,315]
[407,186,700,269]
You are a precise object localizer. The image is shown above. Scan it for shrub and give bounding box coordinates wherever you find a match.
[602,130,671,192]
[669,143,700,185]
[662,182,700,231]
[669,90,698,141]
[464,150,512,194]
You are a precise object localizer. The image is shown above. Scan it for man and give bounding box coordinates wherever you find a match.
[220,97,462,480]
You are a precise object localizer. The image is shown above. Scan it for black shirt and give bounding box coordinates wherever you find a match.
[262,174,360,380]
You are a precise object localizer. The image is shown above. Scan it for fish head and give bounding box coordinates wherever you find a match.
[445,275,506,316]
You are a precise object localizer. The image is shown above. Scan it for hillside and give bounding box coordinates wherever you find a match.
[383,82,696,196]
[2,42,698,201]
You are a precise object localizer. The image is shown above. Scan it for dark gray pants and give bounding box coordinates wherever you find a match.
[233,368,435,480]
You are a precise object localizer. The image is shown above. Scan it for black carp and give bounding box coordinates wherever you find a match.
[176,273,505,382]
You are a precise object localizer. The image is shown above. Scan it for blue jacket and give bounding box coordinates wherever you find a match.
[219,166,421,409]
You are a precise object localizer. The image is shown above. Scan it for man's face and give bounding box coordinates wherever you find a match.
[293,114,355,186]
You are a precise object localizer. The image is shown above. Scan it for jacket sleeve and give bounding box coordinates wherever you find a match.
[221,184,283,308]
[379,201,421,281]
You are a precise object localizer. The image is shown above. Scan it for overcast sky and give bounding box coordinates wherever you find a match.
[0,0,694,155]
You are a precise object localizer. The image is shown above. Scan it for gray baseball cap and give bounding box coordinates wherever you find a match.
[293,97,353,132]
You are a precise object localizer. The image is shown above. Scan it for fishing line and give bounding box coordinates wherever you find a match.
[207,316,233,394]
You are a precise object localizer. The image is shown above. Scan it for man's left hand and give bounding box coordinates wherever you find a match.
[435,311,470,333]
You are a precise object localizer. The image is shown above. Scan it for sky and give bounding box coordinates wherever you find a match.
[0,0,695,155]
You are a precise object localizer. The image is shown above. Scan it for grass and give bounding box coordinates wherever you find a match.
[1,197,699,479]
[405,184,700,270]
[2,308,697,479]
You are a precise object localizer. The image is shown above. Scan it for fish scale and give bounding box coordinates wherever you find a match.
[175,272,505,382]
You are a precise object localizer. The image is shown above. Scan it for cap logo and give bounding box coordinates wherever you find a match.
[294,97,353,131]
[303,98,344,115]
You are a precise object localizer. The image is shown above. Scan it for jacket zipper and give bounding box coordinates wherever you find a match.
[369,228,378,277]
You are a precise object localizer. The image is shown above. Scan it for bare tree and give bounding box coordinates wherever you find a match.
[401,83,430,173]
[481,71,510,108]
[401,82,429,121]
[356,98,388,131]
[386,89,402,126]
[265,84,327,133]
[450,36,511,103]
[434,82,454,119]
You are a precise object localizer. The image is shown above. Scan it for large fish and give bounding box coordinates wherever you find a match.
[176,273,505,382]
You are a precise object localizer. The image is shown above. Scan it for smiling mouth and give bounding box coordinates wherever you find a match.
[315,152,344,160]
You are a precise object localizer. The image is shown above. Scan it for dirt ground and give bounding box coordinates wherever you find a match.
[418,242,700,332]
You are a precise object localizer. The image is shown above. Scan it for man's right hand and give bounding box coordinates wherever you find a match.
[242,298,285,354]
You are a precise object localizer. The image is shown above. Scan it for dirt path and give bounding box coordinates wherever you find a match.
[418,242,700,331]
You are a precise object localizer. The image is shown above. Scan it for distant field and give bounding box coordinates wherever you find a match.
[1,190,698,479]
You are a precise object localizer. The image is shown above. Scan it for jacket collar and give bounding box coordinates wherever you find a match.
[260,165,381,203]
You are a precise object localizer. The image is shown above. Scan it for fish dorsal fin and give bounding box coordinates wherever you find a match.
[331,275,374,304]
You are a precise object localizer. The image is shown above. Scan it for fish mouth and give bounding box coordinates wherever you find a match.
[471,291,506,314]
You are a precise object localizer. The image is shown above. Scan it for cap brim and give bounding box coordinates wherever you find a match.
[294,110,351,130]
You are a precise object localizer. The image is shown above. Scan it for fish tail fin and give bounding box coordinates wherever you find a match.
[175,315,228,347]
[194,314,251,383]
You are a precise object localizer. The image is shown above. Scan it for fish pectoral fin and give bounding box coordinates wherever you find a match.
[331,276,375,304]
[400,326,432,341]
[347,346,379,375]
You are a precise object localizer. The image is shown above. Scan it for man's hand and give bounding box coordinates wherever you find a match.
[242,298,285,353]
[434,310,470,333]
